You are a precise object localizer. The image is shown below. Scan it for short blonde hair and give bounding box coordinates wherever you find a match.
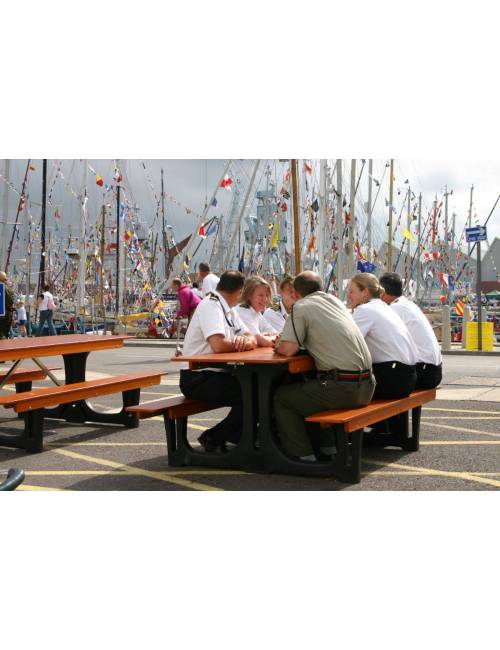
[350,273,383,299]
[241,276,272,308]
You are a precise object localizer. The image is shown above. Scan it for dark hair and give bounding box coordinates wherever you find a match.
[279,276,294,291]
[42,284,50,291]
[192,282,199,288]
[379,272,403,297]
[198,262,210,273]
[293,271,322,297]
[217,270,245,293]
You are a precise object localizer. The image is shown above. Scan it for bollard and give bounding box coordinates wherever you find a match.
[442,305,451,351]
[462,306,470,349]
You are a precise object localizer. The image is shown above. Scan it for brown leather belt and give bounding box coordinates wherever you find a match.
[317,369,372,382]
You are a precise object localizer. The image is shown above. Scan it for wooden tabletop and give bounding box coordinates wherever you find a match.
[0,334,132,362]
[173,347,315,374]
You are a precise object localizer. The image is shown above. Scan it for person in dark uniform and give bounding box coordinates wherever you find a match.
[179,270,257,452]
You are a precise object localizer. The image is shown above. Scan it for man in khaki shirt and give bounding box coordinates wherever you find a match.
[274,271,375,460]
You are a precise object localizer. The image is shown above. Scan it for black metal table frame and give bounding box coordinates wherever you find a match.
[165,361,376,482]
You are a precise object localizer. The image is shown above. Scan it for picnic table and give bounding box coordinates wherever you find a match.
[172,347,315,471]
[0,334,165,452]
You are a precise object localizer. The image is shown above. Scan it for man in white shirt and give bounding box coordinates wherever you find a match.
[180,270,257,452]
[379,272,442,389]
[198,262,220,296]
[35,283,58,336]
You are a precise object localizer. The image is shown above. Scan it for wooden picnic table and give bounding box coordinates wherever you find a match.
[173,347,315,472]
[0,334,134,426]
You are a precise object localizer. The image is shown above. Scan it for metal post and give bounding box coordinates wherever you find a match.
[477,239,482,351]
[442,305,451,352]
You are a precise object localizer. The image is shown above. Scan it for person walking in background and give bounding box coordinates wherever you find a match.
[191,282,204,299]
[36,283,58,336]
[198,262,220,296]
[0,271,14,340]
[15,298,27,337]
[171,277,201,323]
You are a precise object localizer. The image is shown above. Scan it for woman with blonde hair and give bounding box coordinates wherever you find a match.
[348,272,417,399]
[236,276,278,347]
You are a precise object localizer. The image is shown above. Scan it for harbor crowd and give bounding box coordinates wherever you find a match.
[173,263,442,461]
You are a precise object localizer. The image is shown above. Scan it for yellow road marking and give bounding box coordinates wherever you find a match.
[424,407,500,414]
[420,440,500,445]
[24,469,249,477]
[364,458,500,489]
[423,416,500,420]
[50,446,223,491]
[421,422,500,438]
[361,470,500,477]
[16,484,63,491]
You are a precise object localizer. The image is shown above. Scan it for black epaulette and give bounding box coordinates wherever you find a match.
[208,292,219,302]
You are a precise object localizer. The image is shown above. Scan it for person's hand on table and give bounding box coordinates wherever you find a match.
[273,334,281,350]
[232,335,248,352]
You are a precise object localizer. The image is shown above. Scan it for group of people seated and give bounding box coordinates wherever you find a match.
[177,262,442,461]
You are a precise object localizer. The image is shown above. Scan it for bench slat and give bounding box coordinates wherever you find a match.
[0,366,61,384]
[126,396,221,419]
[305,389,436,432]
[0,371,167,413]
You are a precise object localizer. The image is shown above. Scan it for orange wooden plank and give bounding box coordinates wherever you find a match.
[0,371,167,412]
[0,334,132,362]
[0,366,61,384]
[305,390,436,432]
[127,397,220,419]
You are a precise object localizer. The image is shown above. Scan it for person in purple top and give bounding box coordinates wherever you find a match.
[171,278,201,323]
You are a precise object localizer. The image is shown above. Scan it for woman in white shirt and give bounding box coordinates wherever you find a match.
[236,276,279,347]
[348,273,417,399]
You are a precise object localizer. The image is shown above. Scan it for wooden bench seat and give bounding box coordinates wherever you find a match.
[0,371,167,453]
[126,396,222,464]
[0,366,61,392]
[305,389,437,483]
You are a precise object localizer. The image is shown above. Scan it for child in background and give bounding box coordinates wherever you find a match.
[16,299,27,337]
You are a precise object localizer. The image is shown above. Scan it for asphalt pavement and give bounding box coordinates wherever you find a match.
[1,345,499,491]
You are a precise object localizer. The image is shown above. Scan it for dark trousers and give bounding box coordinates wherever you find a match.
[36,309,57,336]
[416,363,442,389]
[372,361,417,399]
[179,369,243,445]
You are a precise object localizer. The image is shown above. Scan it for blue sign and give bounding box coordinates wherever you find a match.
[0,282,5,318]
[465,226,487,242]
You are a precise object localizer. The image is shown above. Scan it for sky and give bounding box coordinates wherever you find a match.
[2,158,499,274]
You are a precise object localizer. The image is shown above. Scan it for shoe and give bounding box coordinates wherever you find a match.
[197,432,227,453]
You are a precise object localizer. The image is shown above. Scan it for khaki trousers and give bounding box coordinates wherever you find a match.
[274,375,376,457]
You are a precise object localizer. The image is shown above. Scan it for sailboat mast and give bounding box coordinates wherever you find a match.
[39,159,47,287]
[347,159,356,279]
[336,159,343,298]
[291,159,300,274]
[99,205,106,307]
[0,160,10,269]
[161,168,167,280]
[318,159,327,281]
[416,192,422,302]
[387,159,394,271]
[115,183,121,319]
[367,159,373,263]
